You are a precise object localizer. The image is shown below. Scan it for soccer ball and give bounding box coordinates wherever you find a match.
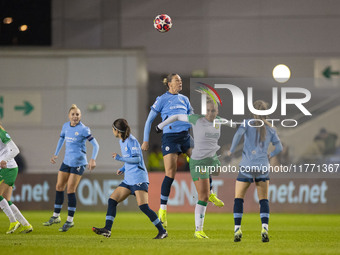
[153,14,172,33]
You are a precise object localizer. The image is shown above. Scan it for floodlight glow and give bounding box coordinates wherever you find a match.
[3,17,13,24]
[273,64,291,83]
[19,25,28,31]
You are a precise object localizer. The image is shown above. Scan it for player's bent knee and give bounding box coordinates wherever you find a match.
[56,185,66,191]
[67,188,77,194]
[165,168,176,178]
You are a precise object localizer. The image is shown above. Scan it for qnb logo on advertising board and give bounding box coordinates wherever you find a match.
[77,179,126,206]
[196,81,312,128]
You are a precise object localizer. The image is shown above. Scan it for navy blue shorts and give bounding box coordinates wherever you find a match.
[236,166,270,183]
[59,162,86,176]
[161,131,194,156]
[119,182,149,195]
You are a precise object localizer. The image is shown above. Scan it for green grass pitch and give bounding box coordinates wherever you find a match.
[1,211,339,255]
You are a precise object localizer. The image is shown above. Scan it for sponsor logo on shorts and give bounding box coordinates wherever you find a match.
[165,146,170,151]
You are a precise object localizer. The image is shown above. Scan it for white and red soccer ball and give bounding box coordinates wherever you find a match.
[153,14,172,33]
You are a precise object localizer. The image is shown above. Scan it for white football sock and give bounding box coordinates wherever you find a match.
[53,212,60,217]
[0,198,16,223]
[160,204,167,210]
[262,223,268,230]
[10,203,29,226]
[235,225,241,232]
[195,203,207,231]
[67,216,74,222]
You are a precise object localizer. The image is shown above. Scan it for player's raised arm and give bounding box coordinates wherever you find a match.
[156,114,189,132]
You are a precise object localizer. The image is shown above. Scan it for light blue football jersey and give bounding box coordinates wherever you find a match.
[232,119,281,168]
[60,121,92,167]
[151,91,192,133]
[120,135,149,185]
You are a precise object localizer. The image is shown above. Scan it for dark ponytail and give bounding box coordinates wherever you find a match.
[112,119,131,142]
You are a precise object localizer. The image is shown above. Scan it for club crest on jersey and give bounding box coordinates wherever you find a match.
[125,147,128,151]
[75,132,79,136]
[179,99,185,104]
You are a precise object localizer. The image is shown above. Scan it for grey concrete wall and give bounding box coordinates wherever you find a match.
[52,0,340,80]
[0,49,147,173]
